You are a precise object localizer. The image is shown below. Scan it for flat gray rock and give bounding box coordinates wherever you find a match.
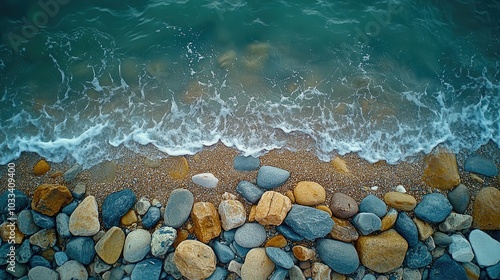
[65,237,96,265]
[28,266,59,280]
[359,194,387,217]
[464,154,498,177]
[317,239,359,274]
[351,212,382,235]
[265,247,294,269]
[438,213,472,233]
[447,184,470,214]
[234,156,260,171]
[56,260,88,280]
[56,212,72,238]
[449,234,474,263]
[429,254,467,280]
[123,229,151,263]
[469,229,500,266]
[131,258,163,280]
[256,166,290,189]
[284,204,334,241]
[213,240,235,264]
[234,223,267,248]
[236,181,264,204]
[17,209,40,235]
[192,173,219,188]
[63,164,83,182]
[164,189,194,228]
[142,206,161,229]
[394,212,419,247]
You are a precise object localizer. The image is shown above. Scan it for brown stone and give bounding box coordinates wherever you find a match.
[330,193,358,219]
[292,245,316,261]
[0,222,24,244]
[355,229,408,273]
[422,149,460,190]
[33,159,50,176]
[312,262,331,280]
[94,226,125,265]
[413,218,434,241]
[40,248,56,262]
[384,192,417,211]
[168,156,189,180]
[380,209,398,231]
[473,187,500,230]
[265,235,287,248]
[249,205,256,222]
[173,229,189,248]
[69,196,100,236]
[255,191,292,226]
[285,190,296,204]
[31,184,73,216]
[174,240,216,280]
[293,181,326,206]
[241,248,275,280]
[316,205,333,216]
[30,229,57,249]
[120,209,138,226]
[50,171,64,179]
[330,216,359,242]
[191,202,221,243]
[331,157,350,173]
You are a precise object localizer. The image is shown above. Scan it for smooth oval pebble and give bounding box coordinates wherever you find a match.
[234,223,267,248]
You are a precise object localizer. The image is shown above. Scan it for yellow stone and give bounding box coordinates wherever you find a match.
[413,218,434,241]
[249,205,256,222]
[316,205,333,216]
[69,196,100,236]
[292,245,316,261]
[381,210,398,231]
[285,190,295,204]
[384,192,417,211]
[173,229,189,248]
[473,187,500,230]
[331,157,350,173]
[422,149,460,190]
[0,222,24,244]
[265,235,287,248]
[293,181,326,206]
[255,191,292,226]
[33,159,50,176]
[94,226,125,265]
[168,156,190,180]
[120,209,138,226]
[191,202,221,243]
[356,229,408,273]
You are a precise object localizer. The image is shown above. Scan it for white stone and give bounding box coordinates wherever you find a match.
[219,200,246,231]
[469,229,500,267]
[135,197,151,216]
[395,185,406,193]
[123,229,151,263]
[370,186,379,191]
[151,226,177,257]
[192,173,219,188]
[228,260,242,276]
[449,234,474,263]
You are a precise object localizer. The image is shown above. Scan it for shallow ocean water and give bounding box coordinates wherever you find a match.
[0,0,499,167]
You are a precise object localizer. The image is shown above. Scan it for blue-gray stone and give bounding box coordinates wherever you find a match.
[0,189,29,214]
[414,193,453,224]
[163,253,182,280]
[15,240,33,264]
[486,261,500,280]
[131,258,163,280]
[207,267,228,280]
[222,229,236,243]
[28,255,51,268]
[433,232,452,247]
[0,270,10,280]
[110,267,125,280]
[404,241,432,268]
[102,189,137,228]
[142,207,161,229]
[61,201,78,215]
[362,275,376,280]
[359,195,387,217]
[256,166,290,189]
[17,209,40,235]
[464,154,498,177]
[63,164,83,182]
[31,210,55,229]
[0,243,10,265]
[56,260,88,280]
[65,237,96,265]
[54,251,69,266]
[394,212,419,247]
[28,266,59,280]
[429,254,467,280]
[276,224,304,242]
[447,184,470,214]
[351,212,382,235]
[56,213,72,238]
[232,241,251,258]
[269,267,288,280]
[284,205,334,241]
[234,223,267,248]
[212,241,235,264]
[234,156,260,171]
[317,239,359,274]
[236,181,264,204]
[164,189,194,228]
[265,247,294,269]
[6,261,27,278]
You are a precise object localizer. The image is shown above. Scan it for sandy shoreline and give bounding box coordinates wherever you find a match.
[2,141,499,216]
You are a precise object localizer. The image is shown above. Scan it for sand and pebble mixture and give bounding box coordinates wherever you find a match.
[1,143,500,280]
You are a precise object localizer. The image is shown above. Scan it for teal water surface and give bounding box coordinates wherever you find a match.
[1,0,499,167]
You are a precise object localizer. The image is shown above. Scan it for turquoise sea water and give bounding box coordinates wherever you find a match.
[0,0,499,167]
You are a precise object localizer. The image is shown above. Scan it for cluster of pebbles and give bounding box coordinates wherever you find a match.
[0,151,499,280]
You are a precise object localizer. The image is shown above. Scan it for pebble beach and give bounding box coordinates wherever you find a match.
[1,143,500,280]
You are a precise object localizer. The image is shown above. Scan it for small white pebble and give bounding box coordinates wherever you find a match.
[395,185,406,193]
[371,186,379,191]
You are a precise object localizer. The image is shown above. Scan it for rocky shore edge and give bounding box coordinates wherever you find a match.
[1,149,500,280]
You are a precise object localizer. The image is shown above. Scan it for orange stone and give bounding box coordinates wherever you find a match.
[33,159,50,176]
[0,222,24,244]
[316,205,333,216]
[120,209,139,226]
[331,157,350,173]
[356,229,408,273]
[384,192,417,211]
[31,184,73,216]
[292,245,316,261]
[255,191,292,226]
[330,216,359,242]
[473,187,500,230]
[265,235,287,248]
[173,229,189,248]
[422,149,460,190]
[191,202,221,243]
